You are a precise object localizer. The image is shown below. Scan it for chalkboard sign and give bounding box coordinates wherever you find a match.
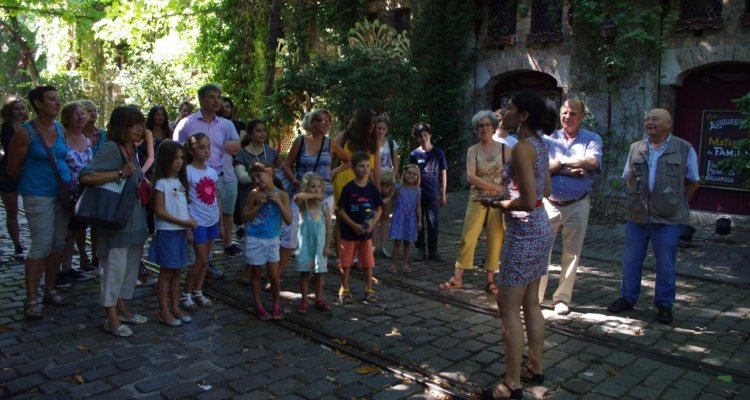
[698,110,749,191]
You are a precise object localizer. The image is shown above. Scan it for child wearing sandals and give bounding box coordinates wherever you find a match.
[388,164,421,274]
[336,151,382,303]
[148,141,196,327]
[242,162,292,320]
[294,172,332,314]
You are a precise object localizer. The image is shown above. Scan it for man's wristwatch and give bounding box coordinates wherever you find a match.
[117,169,124,179]
[560,162,567,169]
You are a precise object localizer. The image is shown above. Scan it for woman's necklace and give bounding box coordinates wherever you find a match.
[247,142,268,164]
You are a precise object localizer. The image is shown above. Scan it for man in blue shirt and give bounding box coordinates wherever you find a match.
[409,122,447,262]
[540,99,603,316]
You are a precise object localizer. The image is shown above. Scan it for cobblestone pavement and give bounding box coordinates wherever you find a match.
[1,190,748,399]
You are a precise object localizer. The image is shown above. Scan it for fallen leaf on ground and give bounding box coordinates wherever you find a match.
[356,366,381,375]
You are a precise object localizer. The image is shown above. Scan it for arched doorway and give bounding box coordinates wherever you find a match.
[673,63,750,215]
[492,70,562,111]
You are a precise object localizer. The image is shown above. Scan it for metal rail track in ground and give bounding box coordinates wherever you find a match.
[202,283,486,400]
[375,275,750,386]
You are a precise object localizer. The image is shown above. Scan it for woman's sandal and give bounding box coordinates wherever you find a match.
[520,366,544,384]
[439,277,462,290]
[43,291,72,307]
[388,264,398,273]
[401,264,412,274]
[481,381,523,400]
[485,282,499,295]
[24,301,43,320]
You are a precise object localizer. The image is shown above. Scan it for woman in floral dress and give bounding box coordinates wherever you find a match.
[482,89,555,399]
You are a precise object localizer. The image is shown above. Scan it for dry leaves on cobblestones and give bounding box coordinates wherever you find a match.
[385,327,401,337]
[333,338,347,345]
[75,345,90,351]
[0,326,13,333]
[356,366,381,375]
[64,373,85,384]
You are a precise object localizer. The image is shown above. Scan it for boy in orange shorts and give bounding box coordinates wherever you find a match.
[336,151,383,303]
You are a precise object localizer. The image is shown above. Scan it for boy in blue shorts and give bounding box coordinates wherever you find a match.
[336,151,383,303]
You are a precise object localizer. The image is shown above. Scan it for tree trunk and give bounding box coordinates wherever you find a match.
[264,0,282,97]
[0,16,40,83]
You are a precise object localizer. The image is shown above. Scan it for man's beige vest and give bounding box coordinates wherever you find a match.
[626,136,692,224]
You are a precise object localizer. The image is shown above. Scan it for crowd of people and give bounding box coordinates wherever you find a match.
[1,83,699,399]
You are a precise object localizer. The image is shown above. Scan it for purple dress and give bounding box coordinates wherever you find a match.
[498,136,554,287]
[389,185,420,242]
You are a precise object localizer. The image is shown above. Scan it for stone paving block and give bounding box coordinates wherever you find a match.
[69,380,112,399]
[38,379,76,395]
[4,373,45,395]
[211,353,246,369]
[161,381,204,400]
[228,375,268,393]
[244,360,274,374]
[661,388,699,400]
[439,347,470,362]
[135,375,175,393]
[578,368,607,384]
[266,378,306,397]
[296,379,337,399]
[78,354,116,370]
[561,378,592,394]
[53,350,91,365]
[0,367,18,382]
[195,387,235,400]
[92,389,134,400]
[108,368,149,387]
[15,359,49,375]
[335,383,372,399]
[361,373,400,388]
[81,363,118,382]
[115,355,149,371]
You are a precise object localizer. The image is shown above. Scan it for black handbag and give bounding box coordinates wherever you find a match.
[74,149,137,230]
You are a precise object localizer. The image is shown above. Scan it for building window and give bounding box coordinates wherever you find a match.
[393,8,411,32]
[527,0,563,44]
[487,1,517,46]
[674,0,723,32]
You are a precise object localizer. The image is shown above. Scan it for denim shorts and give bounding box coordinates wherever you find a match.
[192,223,220,244]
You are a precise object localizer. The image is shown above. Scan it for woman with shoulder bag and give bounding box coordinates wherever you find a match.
[7,86,73,320]
[79,106,149,338]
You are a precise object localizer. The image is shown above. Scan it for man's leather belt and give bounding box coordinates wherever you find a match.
[547,193,588,207]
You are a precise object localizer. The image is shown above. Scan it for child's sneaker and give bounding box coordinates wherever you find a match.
[180,292,197,310]
[297,300,309,314]
[193,290,213,307]
[365,290,379,304]
[272,304,284,320]
[257,308,271,321]
[338,290,354,304]
[315,299,332,311]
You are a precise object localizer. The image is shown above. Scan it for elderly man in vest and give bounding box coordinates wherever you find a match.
[607,108,699,324]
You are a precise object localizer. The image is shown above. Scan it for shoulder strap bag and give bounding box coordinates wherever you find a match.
[73,145,138,230]
[31,121,76,211]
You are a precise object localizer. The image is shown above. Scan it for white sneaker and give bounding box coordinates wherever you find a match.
[554,302,570,315]
[193,290,213,307]
[181,292,197,310]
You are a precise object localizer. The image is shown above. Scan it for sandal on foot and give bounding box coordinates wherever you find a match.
[104,320,133,337]
[388,264,398,273]
[272,304,284,320]
[481,381,523,400]
[297,300,309,315]
[485,282,498,295]
[158,313,182,327]
[315,299,332,311]
[520,366,544,384]
[257,308,271,321]
[402,264,412,274]
[43,291,72,307]
[24,301,43,320]
[438,277,462,290]
[119,313,148,325]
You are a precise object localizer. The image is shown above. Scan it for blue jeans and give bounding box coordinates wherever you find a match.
[416,195,440,256]
[620,221,681,308]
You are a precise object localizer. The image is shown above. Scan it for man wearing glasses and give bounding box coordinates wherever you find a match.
[608,108,699,324]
